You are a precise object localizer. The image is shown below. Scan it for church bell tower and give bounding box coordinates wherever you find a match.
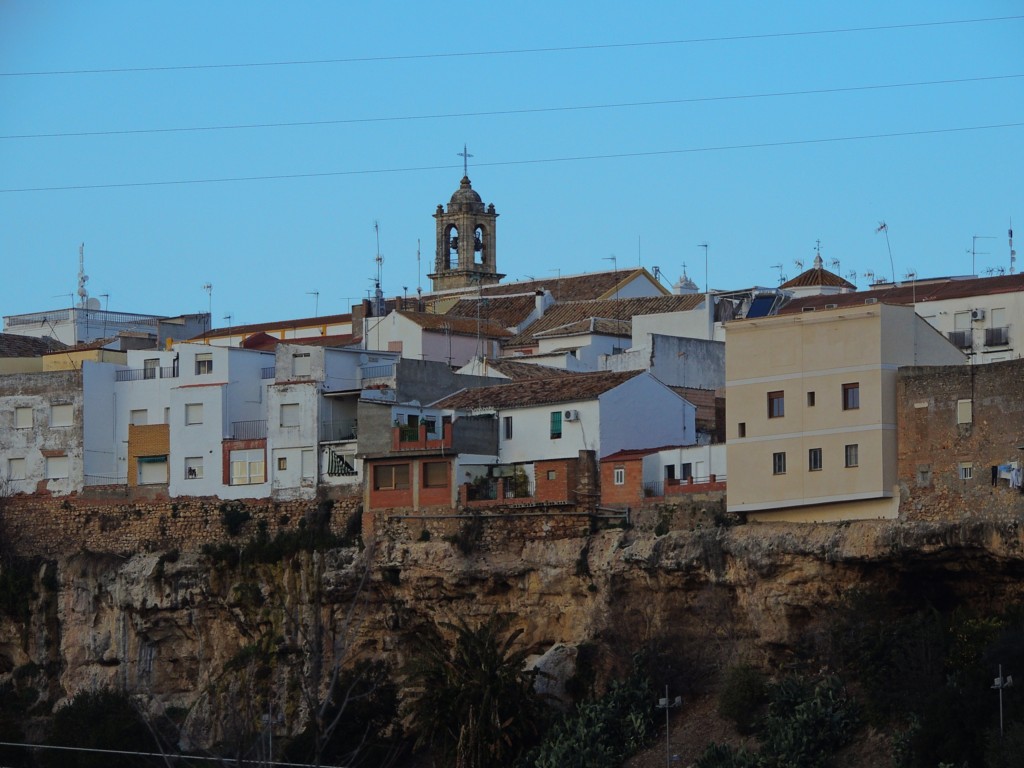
[428,171,503,292]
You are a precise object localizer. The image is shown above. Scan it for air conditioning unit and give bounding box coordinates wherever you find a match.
[971,308,986,321]
[563,409,580,422]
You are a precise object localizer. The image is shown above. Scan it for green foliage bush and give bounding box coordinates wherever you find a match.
[519,656,655,768]
[717,664,767,735]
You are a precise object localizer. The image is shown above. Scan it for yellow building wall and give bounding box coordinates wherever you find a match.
[43,349,126,371]
[127,424,170,487]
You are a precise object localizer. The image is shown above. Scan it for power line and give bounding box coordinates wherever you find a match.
[3,73,1019,141]
[2,15,1021,77]
[2,121,1020,194]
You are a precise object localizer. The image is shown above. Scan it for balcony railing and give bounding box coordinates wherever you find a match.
[261,366,276,379]
[115,366,178,382]
[985,326,1010,347]
[360,363,395,382]
[230,419,267,440]
[465,477,535,501]
[320,419,357,442]
[947,330,972,349]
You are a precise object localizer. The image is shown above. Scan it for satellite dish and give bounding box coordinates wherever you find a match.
[85,297,101,310]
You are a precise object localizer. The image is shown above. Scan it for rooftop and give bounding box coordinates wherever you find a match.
[433,370,641,410]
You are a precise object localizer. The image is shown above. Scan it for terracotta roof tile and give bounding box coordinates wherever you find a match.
[443,294,538,329]
[479,359,577,380]
[0,333,67,357]
[398,311,512,338]
[602,445,691,462]
[426,268,665,305]
[506,295,704,348]
[778,273,1024,314]
[780,265,856,290]
[434,370,641,410]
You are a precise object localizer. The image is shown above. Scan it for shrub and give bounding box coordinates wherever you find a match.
[717,664,767,735]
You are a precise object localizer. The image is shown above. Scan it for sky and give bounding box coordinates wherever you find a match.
[1,2,1022,327]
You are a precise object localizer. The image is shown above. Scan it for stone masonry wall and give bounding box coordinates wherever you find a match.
[898,361,1024,522]
[0,489,362,558]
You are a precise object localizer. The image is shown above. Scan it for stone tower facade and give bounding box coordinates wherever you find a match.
[428,176,503,291]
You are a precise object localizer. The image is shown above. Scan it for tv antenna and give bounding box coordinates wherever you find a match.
[970,234,995,276]
[416,238,422,299]
[794,258,804,272]
[862,270,875,285]
[830,258,841,274]
[223,313,233,327]
[1009,220,1016,274]
[770,263,786,284]
[306,291,320,317]
[373,221,385,317]
[698,242,709,292]
[875,222,896,283]
[201,283,212,339]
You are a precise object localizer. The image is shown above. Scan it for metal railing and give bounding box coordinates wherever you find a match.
[503,479,535,499]
[985,326,1010,347]
[320,419,357,442]
[230,420,267,440]
[398,425,421,442]
[947,330,972,348]
[115,367,178,382]
[261,366,276,379]
[360,363,395,381]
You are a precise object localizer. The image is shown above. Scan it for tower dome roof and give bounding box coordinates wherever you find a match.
[449,176,484,212]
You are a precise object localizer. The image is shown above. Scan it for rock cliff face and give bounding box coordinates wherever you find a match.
[4,514,1024,749]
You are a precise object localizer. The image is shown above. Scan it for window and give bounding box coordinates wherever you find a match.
[137,455,167,484]
[737,422,746,438]
[681,462,692,480]
[842,383,860,410]
[550,411,562,439]
[14,407,32,429]
[807,391,816,407]
[130,409,148,426]
[280,403,300,427]
[230,449,265,485]
[956,399,973,425]
[7,458,25,481]
[613,467,625,485]
[772,452,787,475]
[50,404,73,427]
[958,462,973,481]
[767,391,784,418]
[194,352,213,375]
[277,457,288,471]
[547,470,557,480]
[184,457,203,479]
[423,461,449,488]
[301,449,316,479]
[293,353,311,377]
[665,464,676,481]
[917,465,932,487]
[845,444,859,468]
[143,358,159,379]
[45,455,69,479]
[503,416,513,440]
[373,463,410,490]
[163,407,170,424]
[808,448,823,471]
[185,403,203,425]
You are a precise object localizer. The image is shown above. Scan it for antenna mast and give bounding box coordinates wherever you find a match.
[1010,220,1016,275]
[373,221,385,317]
[77,243,90,308]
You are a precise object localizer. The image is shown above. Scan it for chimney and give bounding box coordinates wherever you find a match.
[535,289,552,318]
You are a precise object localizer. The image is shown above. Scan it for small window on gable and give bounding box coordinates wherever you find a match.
[195,352,213,375]
[842,383,860,410]
[185,403,203,425]
[293,353,311,377]
[550,411,562,439]
[956,399,973,425]
[613,467,625,485]
[50,404,73,427]
[14,407,32,429]
[280,403,300,427]
[772,452,787,475]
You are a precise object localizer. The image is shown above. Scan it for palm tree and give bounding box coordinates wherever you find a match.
[406,614,546,768]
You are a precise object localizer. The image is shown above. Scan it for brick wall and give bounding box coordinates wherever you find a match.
[600,457,644,506]
[0,490,361,558]
[898,361,1024,522]
[127,423,170,486]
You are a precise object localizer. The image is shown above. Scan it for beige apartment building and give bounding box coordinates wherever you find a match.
[726,303,965,522]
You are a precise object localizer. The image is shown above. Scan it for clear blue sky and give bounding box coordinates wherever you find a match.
[2,2,1022,326]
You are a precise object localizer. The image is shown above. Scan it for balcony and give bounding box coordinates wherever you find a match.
[115,366,178,382]
[947,330,972,349]
[985,326,1010,347]
[320,419,357,442]
[360,363,395,384]
[261,366,276,379]
[465,476,536,503]
[230,419,267,440]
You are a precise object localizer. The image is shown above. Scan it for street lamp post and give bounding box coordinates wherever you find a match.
[992,664,1013,738]
[656,685,682,767]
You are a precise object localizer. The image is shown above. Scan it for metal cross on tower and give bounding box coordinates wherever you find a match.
[458,144,473,176]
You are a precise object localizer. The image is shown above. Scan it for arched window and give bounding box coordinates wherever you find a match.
[447,225,459,268]
[474,225,485,265]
